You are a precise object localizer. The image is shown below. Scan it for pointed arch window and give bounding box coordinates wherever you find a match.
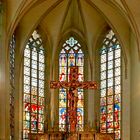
[59,37,84,132]
[23,31,45,139]
[100,30,121,140]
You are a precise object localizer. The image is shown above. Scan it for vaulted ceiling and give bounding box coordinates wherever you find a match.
[5,0,140,57]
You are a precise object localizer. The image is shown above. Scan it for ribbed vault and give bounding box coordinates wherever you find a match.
[5,0,140,58]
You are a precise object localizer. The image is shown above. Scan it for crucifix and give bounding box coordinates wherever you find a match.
[50,66,97,132]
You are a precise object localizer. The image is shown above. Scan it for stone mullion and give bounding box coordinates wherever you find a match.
[29,47,32,134]
[36,49,39,133]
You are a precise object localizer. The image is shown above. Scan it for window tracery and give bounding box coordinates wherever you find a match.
[23,31,45,139]
[59,37,84,131]
[100,30,121,140]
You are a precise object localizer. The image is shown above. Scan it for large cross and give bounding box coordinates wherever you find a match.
[50,66,97,132]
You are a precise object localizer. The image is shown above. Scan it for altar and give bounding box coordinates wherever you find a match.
[29,131,114,140]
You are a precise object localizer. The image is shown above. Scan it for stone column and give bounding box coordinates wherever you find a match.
[0,5,10,139]
[130,33,140,140]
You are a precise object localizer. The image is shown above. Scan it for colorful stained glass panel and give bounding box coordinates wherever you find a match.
[100,30,121,140]
[59,108,66,124]
[76,53,84,66]
[23,31,45,139]
[115,94,121,103]
[68,53,75,66]
[100,106,106,114]
[100,97,106,106]
[107,105,113,113]
[77,108,84,124]
[59,54,67,66]
[59,37,84,131]
[107,96,113,105]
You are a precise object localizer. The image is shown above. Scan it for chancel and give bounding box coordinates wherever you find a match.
[1,0,140,140]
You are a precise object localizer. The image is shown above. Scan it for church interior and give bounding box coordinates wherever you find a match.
[0,0,140,140]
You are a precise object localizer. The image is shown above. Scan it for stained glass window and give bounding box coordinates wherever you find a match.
[100,30,121,140]
[23,30,45,139]
[9,33,16,139]
[59,37,84,132]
